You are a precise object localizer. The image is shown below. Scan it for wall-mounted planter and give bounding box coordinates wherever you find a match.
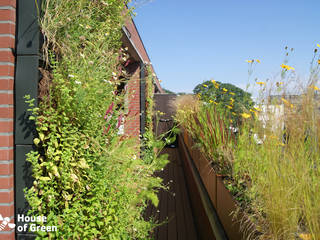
[180,129,251,240]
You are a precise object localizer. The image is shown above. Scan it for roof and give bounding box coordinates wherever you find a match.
[122,12,164,93]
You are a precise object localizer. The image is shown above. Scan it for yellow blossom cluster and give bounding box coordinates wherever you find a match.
[246,59,261,63]
[299,233,312,240]
[250,109,258,117]
[280,64,295,71]
[241,113,251,119]
[256,81,266,85]
[281,98,294,108]
[211,79,220,89]
[309,85,320,91]
[156,110,165,116]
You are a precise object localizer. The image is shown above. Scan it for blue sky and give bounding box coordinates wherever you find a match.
[131,0,320,94]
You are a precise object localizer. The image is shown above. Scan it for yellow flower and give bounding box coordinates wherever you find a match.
[229,119,233,123]
[250,109,258,116]
[281,98,290,105]
[256,82,266,85]
[209,99,213,103]
[203,84,208,87]
[299,233,312,240]
[269,135,278,140]
[256,59,261,63]
[309,85,320,91]
[214,84,219,89]
[227,105,233,109]
[211,79,216,84]
[246,60,253,63]
[222,88,228,92]
[254,106,262,111]
[232,112,236,116]
[317,44,320,48]
[281,64,295,71]
[214,101,218,105]
[281,98,293,108]
[230,97,234,102]
[229,92,235,95]
[241,113,251,119]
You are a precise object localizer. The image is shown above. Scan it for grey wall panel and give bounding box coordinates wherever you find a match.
[16,0,41,55]
[15,56,38,145]
[15,144,36,239]
[15,145,34,231]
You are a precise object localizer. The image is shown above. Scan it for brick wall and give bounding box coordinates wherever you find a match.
[125,65,141,138]
[0,0,16,239]
[124,17,163,93]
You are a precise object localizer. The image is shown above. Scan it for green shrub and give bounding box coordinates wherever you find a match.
[25,1,168,239]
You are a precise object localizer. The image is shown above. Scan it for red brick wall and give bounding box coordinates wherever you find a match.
[125,65,141,138]
[0,0,16,239]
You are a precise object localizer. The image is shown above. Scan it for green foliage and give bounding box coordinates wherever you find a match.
[186,48,320,239]
[175,95,235,174]
[193,80,254,124]
[144,66,155,137]
[193,104,235,174]
[234,93,320,239]
[25,1,168,239]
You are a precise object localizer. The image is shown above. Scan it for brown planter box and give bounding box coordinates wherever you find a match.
[178,136,217,240]
[181,129,218,208]
[190,146,217,209]
[180,130,254,240]
[216,176,244,240]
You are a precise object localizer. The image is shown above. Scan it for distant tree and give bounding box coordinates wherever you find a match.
[162,88,175,94]
[193,80,254,124]
[177,92,187,95]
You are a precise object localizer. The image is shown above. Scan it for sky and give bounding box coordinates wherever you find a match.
[130,0,320,95]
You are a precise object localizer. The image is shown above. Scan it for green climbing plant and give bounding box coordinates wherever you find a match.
[24,1,168,239]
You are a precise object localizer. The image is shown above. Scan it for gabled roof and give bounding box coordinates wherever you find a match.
[121,12,164,93]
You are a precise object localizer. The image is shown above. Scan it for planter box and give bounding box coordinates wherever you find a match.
[181,129,217,208]
[180,130,251,240]
[190,146,217,209]
[178,136,217,240]
[216,176,244,240]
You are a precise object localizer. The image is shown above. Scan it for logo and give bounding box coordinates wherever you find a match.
[0,214,15,231]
